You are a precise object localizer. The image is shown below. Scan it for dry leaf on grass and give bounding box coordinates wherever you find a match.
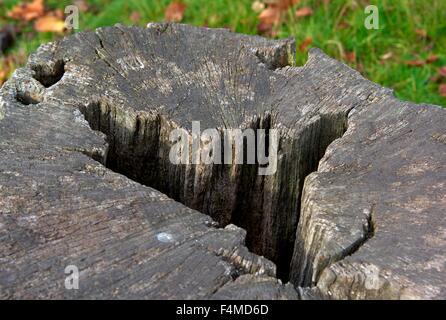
[295,7,313,18]
[257,22,276,35]
[165,2,187,23]
[257,5,282,35]
[415,29,428,38]
[380,52,393,61]
[406,60,426,67]
[429,75,442,83]
[429,67,446,83]
[337,21,350,29]
[256,0,299,35]
[343,51,356,63]
[259,6,281,26]
[299,37,313,52]
[7,0,45,21]
[0,70,6,85]
[130,11,141,23]
[0,51,27,85]
[426,54,439,63]
[439,84,446,98]
[276,0,299,10]
[34,15,65,33]
[73,0,89,12]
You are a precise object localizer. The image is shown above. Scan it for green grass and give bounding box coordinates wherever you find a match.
[1,0,445,107]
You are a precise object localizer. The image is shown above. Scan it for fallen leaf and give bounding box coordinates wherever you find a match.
[439,67,446,77]
[165,2,187,23]
[426,54,439,63]
[34,15,66,33]
[337,21,350,29]
[0,51,27,85]
[53,9,64,19]
[406,60,426,67]
[7,0,44,21]
[276,0,299,10]
[257,22,272,34]
[357,62,365,75]
[429,75,442,83]
[74,0,89,12]
[259,6,281,26]
[344,51,356,63]
[299,37,312,52]
[423,43,434,52]
[415,29,428,38]
[130,11,141,23]
[439,84,446,97]
[252,1,265,13]
[295,6,313,18]
[380,52,393,61]
[0,70,6,85]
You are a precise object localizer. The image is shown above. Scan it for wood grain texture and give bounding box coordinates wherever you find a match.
[0,23,444,299]
[290,96,446,299]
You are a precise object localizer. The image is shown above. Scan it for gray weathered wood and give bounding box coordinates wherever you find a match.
[0,23,445,299]
[289,90,446,299]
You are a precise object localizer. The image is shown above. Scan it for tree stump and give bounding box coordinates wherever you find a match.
[0,23,445,299]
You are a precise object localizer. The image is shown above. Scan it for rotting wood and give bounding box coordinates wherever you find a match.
[0,23,445,299]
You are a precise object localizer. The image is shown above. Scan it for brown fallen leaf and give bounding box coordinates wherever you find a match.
[431,67,446,83]
[426,54,439,63]
[257,22,272,34]
[299,37,312,52]
[257,0,298,35]
[406,60,426,67]
[276,0,299,10]
[74,0,89,13]
[259,6,281,26]
[337,21,350,29]
[295,6,313,18]
[344,51,356,63]
[7,0,44,21]
[48,8,64,20]
[130,11,141,23]
[415,29,428,38]
[357,62,365,75]
[0,70,6,85]
[165,2,187,23]
[0,50,27,85]
[430,74,442,83]
[34,15,65,33]
[439,84,446,98]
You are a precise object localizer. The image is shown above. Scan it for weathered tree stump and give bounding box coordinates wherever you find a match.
[0,23,445,299]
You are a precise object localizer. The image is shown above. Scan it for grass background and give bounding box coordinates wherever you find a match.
[1,0,446,107]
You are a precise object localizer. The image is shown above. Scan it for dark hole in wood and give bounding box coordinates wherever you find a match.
[32,60,65,88]
[78,100,348,282]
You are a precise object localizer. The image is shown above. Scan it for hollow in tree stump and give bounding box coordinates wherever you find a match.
[0,24,445,299]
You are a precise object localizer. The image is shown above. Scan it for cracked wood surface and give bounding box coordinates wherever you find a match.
[0,23,445,299]
[290,97,446,299]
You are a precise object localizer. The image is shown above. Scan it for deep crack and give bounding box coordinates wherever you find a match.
[78,99,349,283]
